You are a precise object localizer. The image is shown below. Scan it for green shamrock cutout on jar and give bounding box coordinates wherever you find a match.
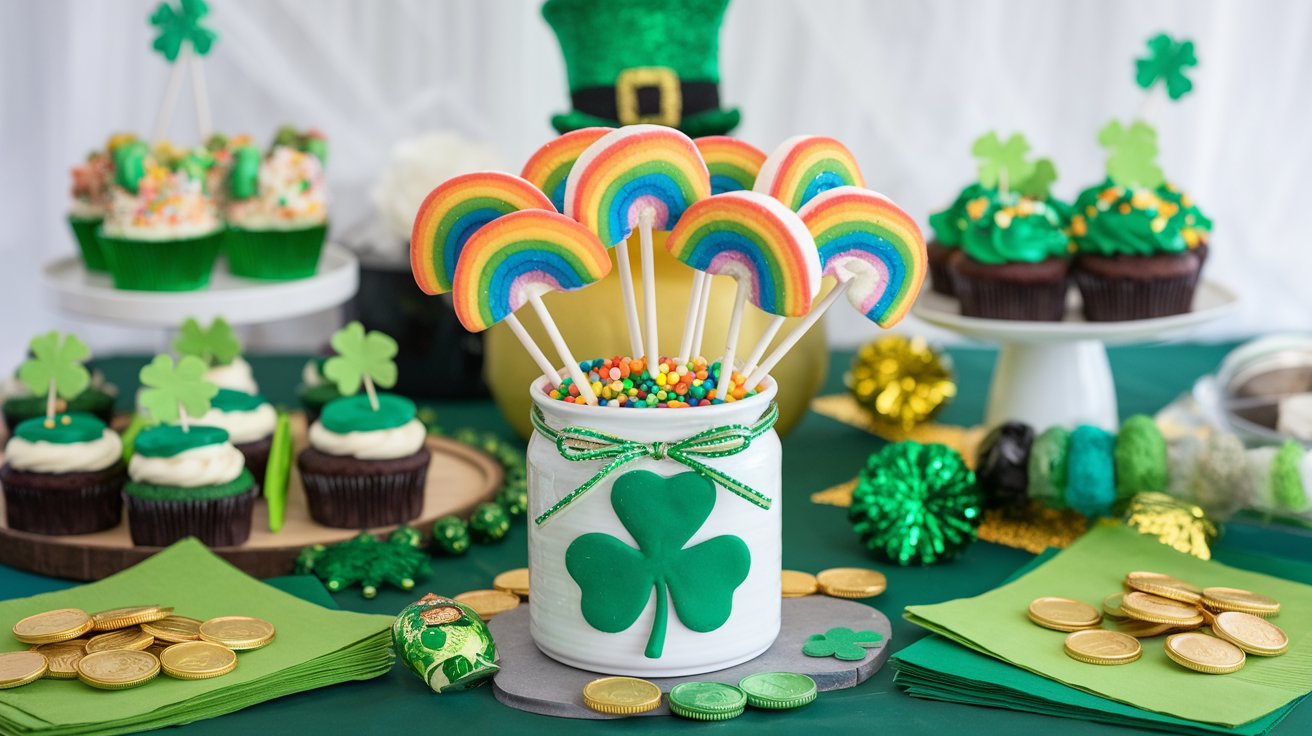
[565,470,751,659]
[1135,33,1197,101]
[802,627,884,661]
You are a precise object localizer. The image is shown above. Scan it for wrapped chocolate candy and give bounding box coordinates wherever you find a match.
[393,593,499,693]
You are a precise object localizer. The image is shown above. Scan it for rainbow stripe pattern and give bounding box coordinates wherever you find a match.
[665,191,820,317]
[695,136,766,195]
[451,209,612,333]
[754,135,866,211]
[410,172,554,295]
[520,127,612,212]
[797,186,926,328]
[564,125,711,246]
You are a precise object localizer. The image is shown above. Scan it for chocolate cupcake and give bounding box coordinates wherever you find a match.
[1,412,125,535]
[926,183,988,296]
[299,393,428,528]
[124,425,257,547]
[194,388,277,484]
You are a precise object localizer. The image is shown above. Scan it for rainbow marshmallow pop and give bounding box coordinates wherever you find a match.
[754,135,866,212]
[520,128,613,213]
[665,190,820,398]
[747,186,926,387]
[565,125,711,365]
[451,209,612,405]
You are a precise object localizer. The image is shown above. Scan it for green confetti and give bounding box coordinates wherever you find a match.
[802,627,884,661]
[264,412,293,532]
[1136,33,1197,101]
[1099,119,1165,190]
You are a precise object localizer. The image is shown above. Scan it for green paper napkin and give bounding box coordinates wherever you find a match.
[0,539,395,736]
[903,525,1312,728]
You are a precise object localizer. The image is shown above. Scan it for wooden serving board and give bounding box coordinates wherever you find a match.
[0,416,503,581]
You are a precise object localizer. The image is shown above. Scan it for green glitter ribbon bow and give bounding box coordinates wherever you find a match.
[529,402,778,525]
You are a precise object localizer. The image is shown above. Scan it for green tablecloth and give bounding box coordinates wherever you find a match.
[4,342,1311,735]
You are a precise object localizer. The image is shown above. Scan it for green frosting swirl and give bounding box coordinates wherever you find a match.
[320,393,416,434]
[14,413,107,444]
[212,388,269,413]
[959,191,1072,265]
[124,469,254,501]
[135,425,230,458]
[928,183,990,247]
[1071,179,1210,257]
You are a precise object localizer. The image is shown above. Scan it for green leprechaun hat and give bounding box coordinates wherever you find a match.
[542,0,740,137]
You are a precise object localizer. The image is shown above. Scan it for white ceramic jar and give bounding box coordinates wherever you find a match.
[526,376,782,677]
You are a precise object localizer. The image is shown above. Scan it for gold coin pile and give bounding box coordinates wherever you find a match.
[1028,571,1288,674]
[5,605,274,690]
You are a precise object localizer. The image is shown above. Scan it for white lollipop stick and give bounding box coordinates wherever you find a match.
[740,315,786,378]
[690,276,713,359]
[189,51,213,140]
[613,241,644,358]
[676,270,707,363]
[503,313,561,389]
[638,208,659,362]
[747,279,851,388]
[527,291,597,405]
[152,47,188,143]
[715,282,750,399]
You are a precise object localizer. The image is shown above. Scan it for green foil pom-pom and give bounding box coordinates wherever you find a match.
[469,502,511,543]
[431,516,471,556]
[849,442,982,566]
[497,480,528,517]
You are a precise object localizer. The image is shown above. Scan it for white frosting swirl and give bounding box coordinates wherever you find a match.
[309,418,426,460]
[128,442,245,487]
[204,357,259,394]
[195,402,276,444]
[4,430,122,473]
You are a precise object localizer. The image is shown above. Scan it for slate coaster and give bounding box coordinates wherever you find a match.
[490,596,891,719]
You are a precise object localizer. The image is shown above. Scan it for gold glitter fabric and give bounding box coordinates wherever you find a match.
[976,502,1089,554]
[809,394,986,467]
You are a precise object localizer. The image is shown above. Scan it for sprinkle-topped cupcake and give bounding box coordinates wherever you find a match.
[926,182,989,296]
[67,135,130,272]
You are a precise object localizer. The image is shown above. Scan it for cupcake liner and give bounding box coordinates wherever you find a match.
[98,229,224,291]
[298,449,429,529]
[952,261,1069,322]
[926,241,957,297]
[0,463,126,535]
[1074,258,1200,322]
[69,216,108,272]
[224,224,328,281]
[235,435,273,486]
[125,485,260,548]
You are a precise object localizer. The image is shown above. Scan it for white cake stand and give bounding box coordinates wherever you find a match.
[912,280,1238,431]
[41,243,359,327]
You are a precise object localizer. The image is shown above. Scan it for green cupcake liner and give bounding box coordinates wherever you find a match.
[224,223,328,281]
[69,216,108,272]
[98,229,224,291]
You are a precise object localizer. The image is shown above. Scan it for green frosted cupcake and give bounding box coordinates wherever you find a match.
[926,182,988,296]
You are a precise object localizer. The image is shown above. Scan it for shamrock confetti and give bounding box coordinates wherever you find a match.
[18,332,91,421]
[971,132,1034,192]
[173,316,241,366]
[295,528,431,599]
[1016,158,1059,199]
[802,627,884,661]
[565,470,750,659]
[138,354,218,428]
[150,0,217,62]
[1099,120,1165,190]
[323,321,398,410]
[1136,33,1197,101]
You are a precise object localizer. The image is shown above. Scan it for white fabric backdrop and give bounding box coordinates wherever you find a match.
[2,0,1309,371]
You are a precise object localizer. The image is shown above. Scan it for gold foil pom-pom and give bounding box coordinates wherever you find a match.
[845,336,955,435]
[1122,491,1218,560]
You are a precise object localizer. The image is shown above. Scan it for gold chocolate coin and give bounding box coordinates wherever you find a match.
[1210,611,1289,656]
[492,569,530,599]
[198,616,276,651]
[1102,593,1127,619]
[160,641,238,680]
[582,676,662,715]
[781,570,819,598]
[0,651,48,689]
[1063,629,1142,665]
[141,616,203,644]
[77,649,161,689]
[452,590,521,621]
[85,627,154,653]
[1027,597,1102,632]
[29,641,87,679]
[91,605,171,632]
[1119,592,1204,627]
[1201,587,1280,617]
[816,568,887,599]
[1164,632,1245,674]
[1126,576,1203,604]
[12,608,94,644]
[1110,618,1180,638]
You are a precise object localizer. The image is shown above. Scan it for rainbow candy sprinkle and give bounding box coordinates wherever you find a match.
[545,356,761,408]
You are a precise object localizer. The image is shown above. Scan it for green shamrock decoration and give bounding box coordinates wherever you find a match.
[1016,158,1058,199]
[173,316,241,367]
[1099,120,1165,190]
[18,332,91,422]
[971,131,1034,192]
[150,0,217,62]
[323,321,398,411]
[295,528,430,599]
[1136,33,1197,101]
[565,470,750,659]
[802,627,884,661]
[138,354,218,429]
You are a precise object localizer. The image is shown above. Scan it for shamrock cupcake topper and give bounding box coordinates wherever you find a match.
[971,131,1058,198]
[139,355,218,431]
[18,332,91,424]
[149,0,219,143]
[173,316,241,367]
[1136,33,1197,103]
[323,322,398,411]
[1098,119,1164,190]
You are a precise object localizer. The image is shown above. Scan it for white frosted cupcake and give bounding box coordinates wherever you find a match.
[195,388,277,483]
[0,413,125,535]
